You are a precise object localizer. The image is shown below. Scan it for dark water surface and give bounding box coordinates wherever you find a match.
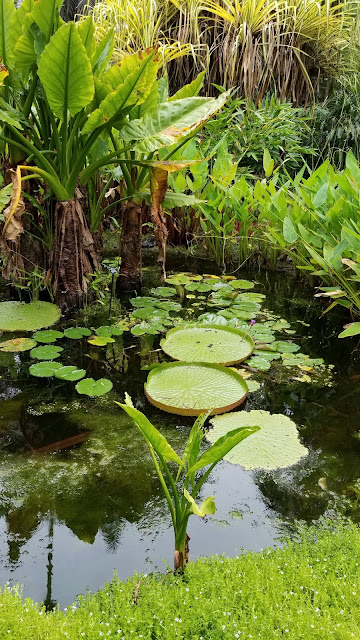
[0,259,359,608]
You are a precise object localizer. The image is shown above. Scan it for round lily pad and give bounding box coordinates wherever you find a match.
[64,327,92,339]
[33,330,64,343]
[75,377,113,397]
[29,361,63,377]
[54,366,86,381]
[88,335,115,346]
[0,301,61,332]
[208,410,309,470]
[95,326,123,337]
[145,362,248,416]
[160,324,254,365]
[150,287,176,297]
[30,345,63,360]
[230,279,255,290]
[0,337,37,352]
[165,275,191,285]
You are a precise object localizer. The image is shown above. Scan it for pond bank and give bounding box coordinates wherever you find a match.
[0,519,359,639]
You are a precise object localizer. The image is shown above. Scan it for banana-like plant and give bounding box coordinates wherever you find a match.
[119,394,259,572]
[0,0,228,307]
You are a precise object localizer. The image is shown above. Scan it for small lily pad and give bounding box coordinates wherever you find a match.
[30,345,63,360]
[54,366,86,381]
[33,330,64,343]
[130,296,159,307]
[0,301,61,332]
[230,279,255,290]
[75,377,113,397]
[64,327,92,339]
[273,341,300,353]
[150,287,176,297]
[29,361,63,377]
[95,326,124,337]
[165,274,191,285]
[88,335,115,346]
[0,338,37,352]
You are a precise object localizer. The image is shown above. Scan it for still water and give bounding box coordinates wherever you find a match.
[0,261,359,607]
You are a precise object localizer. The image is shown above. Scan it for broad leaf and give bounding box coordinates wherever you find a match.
[338,322,360,338]
[188,425,259,474]
[0,0,16,68]
[30,345,63,360]
[169,71,205,101]
[55,365,86,381]
[0,301,61,332]
[76,377,113,396]
[91,27,114,76]
[29,361,63,377]
[184,489,216,517]
[77,15,95,57]
[38,22,94,120]
[118,393,183,465]
[118,92,230,152]
[31,0,62,42]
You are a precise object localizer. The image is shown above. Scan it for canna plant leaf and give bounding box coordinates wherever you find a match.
[38,22,94,120]
[118,393,184,466]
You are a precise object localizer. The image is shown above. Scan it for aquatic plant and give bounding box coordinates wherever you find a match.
[0,301,61,332]
[119,394,258,571]
[160,324,254,364]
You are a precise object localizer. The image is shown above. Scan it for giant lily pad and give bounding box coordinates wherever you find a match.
[30,345,63,360]
[160,324,254,365]
[0,338,37,352]
[75,377,113,397]
[29,361,63,377]
[0,301,61,332]
[145,362,248,416]
[208,410,309,470]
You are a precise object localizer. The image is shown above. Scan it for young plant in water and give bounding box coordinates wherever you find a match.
[118,394,258,572]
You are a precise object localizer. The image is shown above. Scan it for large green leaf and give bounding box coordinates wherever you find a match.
[144,362,248,416]
[77,15,95,57]
[0,301,61,332]
[0,0,16,68]
[91,27,114,76]
[31,0,62,42]
[38,22,94,120]
[161,324,254,365]
[207,410,309,470]
[338,322,360,338]
[169,71,205,101]
[188,426,259,474]
[118,92,230,152]
[118,393,183,465]
[82,50,156,134]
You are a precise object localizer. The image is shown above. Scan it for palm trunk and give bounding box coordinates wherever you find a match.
[117,201,142,292]
[50,191,98,312]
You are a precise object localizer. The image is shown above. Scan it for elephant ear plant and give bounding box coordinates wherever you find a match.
[0,0,228,309]
[118,394,259,572]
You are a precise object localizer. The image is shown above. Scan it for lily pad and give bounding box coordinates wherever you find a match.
[0,301,61,332]
[0,338,37,352]
[33,330,64,343]
[29,361,63,377]
[64,327,92,339]
[160,324,254,365]
[230,279,255,290]
[273,341,300,353]
[145,362,248,416]
[130,296,159,307]
[54,366,86,382]
[95,326,124,337]
[30,345,63,360]
[75,377,113,397]
[150,287,176,297]
[208,410,309,470]
[165,275,191,285]
[88,335,115,346]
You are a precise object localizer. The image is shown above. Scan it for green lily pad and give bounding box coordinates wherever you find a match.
[64,327,92,339]
[245,356,271,371]
[198,313,229,325]
[88,335,115,346]
[32,330,64,343]
[165,275,191,285]
[273,341,300,353]
[145,362,248,416]
[75,377,113,397]
[30,345,63,360]
[29,361,63,377]
[95,326,124,337]
[155,301,182,312]
[208,410,309,470]
[131,307,168,320]
[0,301,61,332]
[54,366,86,382]
[150,287,176,297]
[130,296,159,307]
[161,324,254,365]
[230,279,255,290]
[185,282,212,293]
[0,337,37,352]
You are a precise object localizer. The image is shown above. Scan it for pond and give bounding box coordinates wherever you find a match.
[0,256,359,608]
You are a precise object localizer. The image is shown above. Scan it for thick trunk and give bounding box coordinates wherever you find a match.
[174,533,190,573]
[117,201,142,292]
[49,192,98,312]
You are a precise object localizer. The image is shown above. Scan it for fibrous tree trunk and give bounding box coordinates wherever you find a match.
[49,189,98,312]
[117,201,142,292]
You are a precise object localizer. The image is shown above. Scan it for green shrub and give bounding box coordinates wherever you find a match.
[0,520,359,639]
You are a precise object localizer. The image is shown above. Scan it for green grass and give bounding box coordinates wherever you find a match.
[1,520,359,639]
